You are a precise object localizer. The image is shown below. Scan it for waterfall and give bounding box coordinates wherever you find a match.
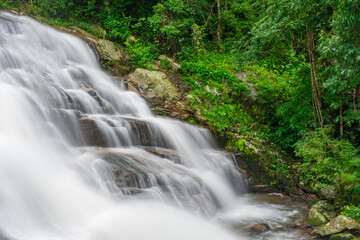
[0,12,308,240]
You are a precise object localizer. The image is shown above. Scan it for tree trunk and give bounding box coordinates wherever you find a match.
[306,27,323,129]
[216,0,221,46]
[340,101,343,139]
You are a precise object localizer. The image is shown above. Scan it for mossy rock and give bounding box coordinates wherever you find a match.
[320,186,337,200]
[307,201,336,226]
[129,68,180,101]
[313,215,360,236]
[329,232,356,240]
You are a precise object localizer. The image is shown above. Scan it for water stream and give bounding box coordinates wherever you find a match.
[0,12,310,240]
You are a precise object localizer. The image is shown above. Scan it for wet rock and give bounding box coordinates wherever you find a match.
[307,200,336,226]
[249,223,271,233]
[79,115,164,148]
[116,170,142,188]
[313,215,360,236]
[319,186,337,200]
[285,223,299,229]
[329,232,356,240]
[93,148,147,194]
[143,147,180,164]
[81,87,113,112]
[127,118,152,146]
[79,117,107,147]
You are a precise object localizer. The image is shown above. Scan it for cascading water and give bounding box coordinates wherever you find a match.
[0,12,309,240]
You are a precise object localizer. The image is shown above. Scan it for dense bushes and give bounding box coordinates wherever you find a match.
[295,127,360,204]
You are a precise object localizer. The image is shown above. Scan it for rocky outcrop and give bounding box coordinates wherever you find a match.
[126,68,196,120]
[60,26,131,75]
[313,215,360,236]
[128,69,180,100]
[307,201,336,226]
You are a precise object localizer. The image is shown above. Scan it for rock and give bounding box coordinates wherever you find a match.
[81,87,115,113]
[116,170,142,188]
[143,147,180,164]
[158,55,181,71]
[329,232,356,240]
[248,184,278,194]
[60,26,131,75]
[307,200,336,226]
[91,39,123,61]
[128,68,180,101]
[313,215,360,236]
[126,69,196,121]
[320,186,337,200]
[249,223,271,233]
[127,118,152,147]
[79,117,107,147]
[66,26,125,62]
[93,148,147,194]
[285,224,299,229]
[79,115,166,148]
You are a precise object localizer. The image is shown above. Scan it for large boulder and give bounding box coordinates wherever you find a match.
[307,200,336,226]
[128,68,180,101]
[92,38,123,61]
[126,69,196,120]
[313,215,360,236]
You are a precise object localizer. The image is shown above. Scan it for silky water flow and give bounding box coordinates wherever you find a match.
[0,12,309,240]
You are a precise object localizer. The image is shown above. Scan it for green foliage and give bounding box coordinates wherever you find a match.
[242,64,312,149]
[125,39,159,68]
[0,0,13,9]
[295,126,360,204]
[341,205,360,223]
[159,58,171,70]
[182,62,246,92]
[179,52,270,154]
[101,14,134,42]
[317,1,360,144]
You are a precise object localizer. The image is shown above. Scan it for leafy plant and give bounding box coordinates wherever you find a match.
[125,39,159,68]
[341,205,360,223]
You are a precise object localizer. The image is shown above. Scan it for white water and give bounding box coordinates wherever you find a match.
[0,12,308,240]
